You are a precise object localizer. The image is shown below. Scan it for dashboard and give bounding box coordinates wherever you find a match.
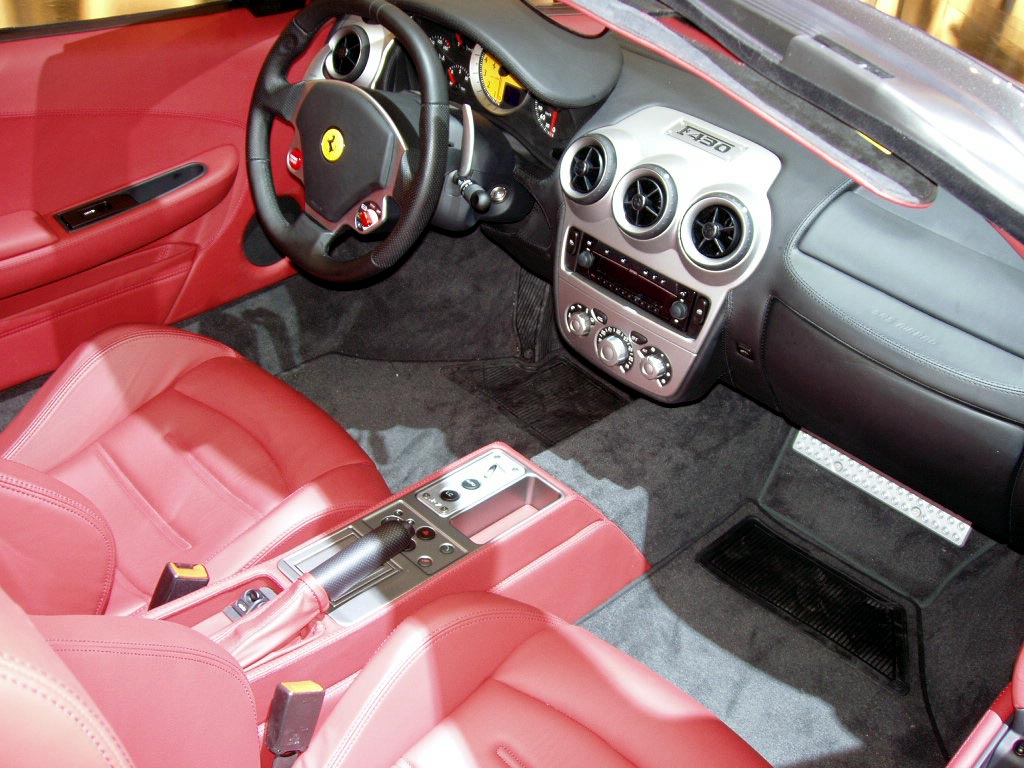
[302,0,1024,552]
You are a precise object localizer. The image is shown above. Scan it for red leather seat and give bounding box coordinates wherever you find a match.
[0,587,770,767]
[0,324,390,616]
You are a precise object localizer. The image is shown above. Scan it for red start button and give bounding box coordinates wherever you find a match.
[286,148,303,171]
[356,206,380,231]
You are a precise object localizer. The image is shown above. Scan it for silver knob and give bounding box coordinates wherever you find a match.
[640,351,670,380]
[568,310,593,337]
[597,334,628,366]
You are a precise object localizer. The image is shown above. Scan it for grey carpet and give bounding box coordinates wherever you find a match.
[0,375,44,432]
[450,355,630,448]
[532,385,792,566]
[183,229,527,375]
[580,504,943,768]
[279,353,546,491]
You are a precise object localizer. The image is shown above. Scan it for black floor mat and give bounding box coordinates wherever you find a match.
[700,518,910,692]
[450,356,629,447]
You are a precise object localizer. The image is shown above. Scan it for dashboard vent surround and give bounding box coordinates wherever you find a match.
[613,165,677,240]
[681,194,753,271]
[325,26,370,82]
[560,134,616,205]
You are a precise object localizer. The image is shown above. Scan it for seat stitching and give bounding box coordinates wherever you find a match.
[163,431,265,521]
[0,474,114,614]
[2,329,235,461]
[111,565,154,607]
[93,443,191,550]
[496,745,529,768]
[325,608,557,768]
[167,386,291,490]
[46,642,257,727]
[490,678,638,767]
[0,653,132,767]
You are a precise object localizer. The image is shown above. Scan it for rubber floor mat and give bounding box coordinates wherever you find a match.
[699,518,910,692]
[450,356,629,447]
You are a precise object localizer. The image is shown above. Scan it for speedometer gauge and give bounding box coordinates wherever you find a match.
[469,45,527,115]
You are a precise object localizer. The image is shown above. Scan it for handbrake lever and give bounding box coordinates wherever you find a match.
[308,518,415,603]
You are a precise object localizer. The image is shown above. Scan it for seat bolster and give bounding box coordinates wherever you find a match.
[491,622,772,768]
[0,589,133,768]
[0,324,237,472]
[203,463,392,577]
[36,613,259,768]
[0,459,115,615]
[298,592,559,768]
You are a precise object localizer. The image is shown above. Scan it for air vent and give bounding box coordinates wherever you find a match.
[325,26,370,82]
[623,176,666,228]
[613,165,677,239]
[681,194,753,270]
[570,145,605,195]
[560,134,616,204]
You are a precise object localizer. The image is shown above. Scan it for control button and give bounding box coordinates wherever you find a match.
[691,296,710,327]
[597,334,629,366]
[416,556,433,568]
[354,202,381,232]
[461,478,481,490]
[640,351,670,381]
[670,300,690,321]
[286,148,303,171]
[577,249,595,269]
[593,309,608,324]
[439,489,460,502]
[416,526,436,540]
[439,543,455,555]
[630,331,648,345]
[567,309,593,337]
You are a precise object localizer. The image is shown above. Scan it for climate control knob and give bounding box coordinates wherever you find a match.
[567,309,594,337]
[597,333,629,366]
[640,351,670,381]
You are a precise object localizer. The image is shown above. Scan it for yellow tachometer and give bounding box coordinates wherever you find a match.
[470,45,527,115]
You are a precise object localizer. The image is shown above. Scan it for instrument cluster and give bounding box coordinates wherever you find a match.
[420,20,567,143]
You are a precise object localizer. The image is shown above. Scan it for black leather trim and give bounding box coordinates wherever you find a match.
[787,189,1024,425]
[764,301,1024,544]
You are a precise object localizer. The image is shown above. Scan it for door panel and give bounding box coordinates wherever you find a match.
[0,8,310,389]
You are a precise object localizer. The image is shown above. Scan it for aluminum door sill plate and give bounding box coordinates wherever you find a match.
[792,430,971,547]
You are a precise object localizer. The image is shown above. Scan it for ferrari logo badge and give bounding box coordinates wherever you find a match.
[321,128,345,162]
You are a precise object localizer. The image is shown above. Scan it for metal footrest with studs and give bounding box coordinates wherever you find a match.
[791,430,971,547]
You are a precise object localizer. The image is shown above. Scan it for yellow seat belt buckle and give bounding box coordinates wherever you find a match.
[148,562,209,610]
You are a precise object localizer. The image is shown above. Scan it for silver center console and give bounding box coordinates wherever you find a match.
[278,448,561,625]
[556,106,781,398]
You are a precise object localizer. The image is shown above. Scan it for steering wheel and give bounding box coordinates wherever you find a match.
[247,0,449,283]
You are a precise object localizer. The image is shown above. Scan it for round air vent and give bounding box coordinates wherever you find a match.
[680,193,753,270]
[613,166,677,240]
[560,134,616,205]
[324,26,370,82]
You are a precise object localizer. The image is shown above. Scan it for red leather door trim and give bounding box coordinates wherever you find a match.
[0,145,236,299]
[0,211,58,262]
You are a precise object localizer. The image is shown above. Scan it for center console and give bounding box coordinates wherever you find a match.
[278,447,562,625]
[146,443,649,713]
[556,106,781,400]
